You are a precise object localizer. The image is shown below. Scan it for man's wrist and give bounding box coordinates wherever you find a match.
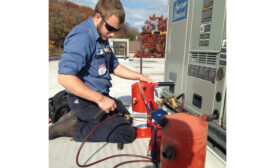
[98,95,104,103]
[137,74,142,80]
[93,93,104,104]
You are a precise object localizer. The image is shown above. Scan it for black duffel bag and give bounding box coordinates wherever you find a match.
[49,90,71,123]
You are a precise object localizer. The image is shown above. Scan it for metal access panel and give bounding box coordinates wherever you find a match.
[163,0,194,95]
[108,38,129,58]
[164,0,226,128]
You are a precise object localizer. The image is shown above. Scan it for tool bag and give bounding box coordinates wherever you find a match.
[49,90,71,123]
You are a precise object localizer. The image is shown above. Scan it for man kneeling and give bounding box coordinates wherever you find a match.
[49,0,153,143]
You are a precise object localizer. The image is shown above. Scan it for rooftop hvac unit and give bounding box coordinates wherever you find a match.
[162,0,226,150]
[108,38,129,59]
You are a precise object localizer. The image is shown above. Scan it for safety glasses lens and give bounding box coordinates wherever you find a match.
[102,16,120,32]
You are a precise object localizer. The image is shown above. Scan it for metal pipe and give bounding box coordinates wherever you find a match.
[140,35,142,74]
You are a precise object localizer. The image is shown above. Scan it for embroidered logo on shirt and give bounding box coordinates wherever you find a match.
[74,99,79,104]
[96,48,104,55]
[98,64,106,76]
[104,47,111,55]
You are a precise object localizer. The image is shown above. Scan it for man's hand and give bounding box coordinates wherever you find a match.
[139,74,154,83]
[58,74,117,113]
[97,95,117,113]
[114,64,154,83]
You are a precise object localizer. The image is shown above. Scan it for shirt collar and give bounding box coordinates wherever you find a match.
[88,16,100,41]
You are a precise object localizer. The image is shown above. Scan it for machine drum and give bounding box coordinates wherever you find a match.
[160,113,208,168]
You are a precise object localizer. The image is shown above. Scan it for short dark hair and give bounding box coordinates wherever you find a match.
[92,0,125,25]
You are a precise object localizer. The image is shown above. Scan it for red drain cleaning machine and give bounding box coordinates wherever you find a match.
[131,81,209,168]
[132,81,168,161]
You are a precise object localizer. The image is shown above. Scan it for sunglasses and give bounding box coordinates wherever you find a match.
[100,14,120,33]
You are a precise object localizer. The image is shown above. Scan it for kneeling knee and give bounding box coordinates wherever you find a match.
[109,125,136,143]
[125,126,136,143]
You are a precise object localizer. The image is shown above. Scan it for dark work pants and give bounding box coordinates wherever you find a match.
[68,93,136,143]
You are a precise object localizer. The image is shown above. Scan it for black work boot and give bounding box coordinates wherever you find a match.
[49,114,78,140]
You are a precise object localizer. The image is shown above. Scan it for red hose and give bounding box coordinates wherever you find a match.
[151,125,159,150]
[76,116,154,167]
[180,93,185,112]
[113,160,153,168]
[147,83,159,111]
[76,116,116,167]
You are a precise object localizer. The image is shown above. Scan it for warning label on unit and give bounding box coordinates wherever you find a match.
[199,0,214,46]
[172,0,188,23]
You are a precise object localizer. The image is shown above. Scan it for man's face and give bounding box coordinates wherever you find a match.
[97,14,121,41]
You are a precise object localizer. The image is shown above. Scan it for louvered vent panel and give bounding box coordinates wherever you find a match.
[206,53,217,65]
[191,52,217,65]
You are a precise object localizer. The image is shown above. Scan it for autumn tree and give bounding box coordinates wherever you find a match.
[49,0,93,56]
[135,14,167,58]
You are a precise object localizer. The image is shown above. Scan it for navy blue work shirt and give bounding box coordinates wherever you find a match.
[58,17,119,94]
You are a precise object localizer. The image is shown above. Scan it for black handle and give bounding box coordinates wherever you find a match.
[93,110,105,120]
[158,82,175,87]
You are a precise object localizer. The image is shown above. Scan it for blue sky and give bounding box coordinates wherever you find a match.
[67,0,169,32]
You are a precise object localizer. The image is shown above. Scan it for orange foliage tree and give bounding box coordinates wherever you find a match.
[49,0,93,56]
[135,14,167,58]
